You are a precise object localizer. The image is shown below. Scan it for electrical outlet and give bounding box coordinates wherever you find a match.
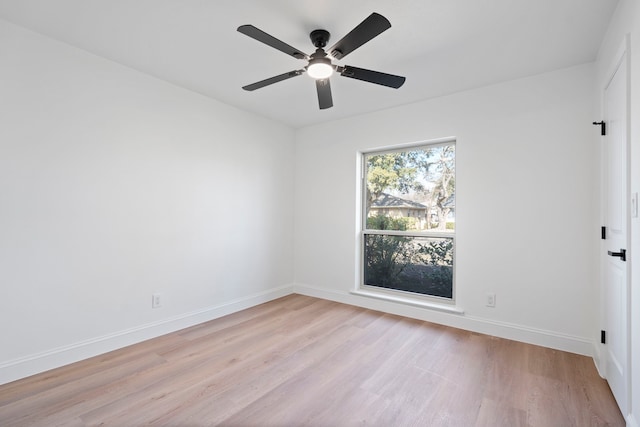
[152,293,162,309]
[486,293,496,307]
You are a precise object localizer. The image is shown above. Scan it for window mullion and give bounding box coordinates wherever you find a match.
[364,229,455,239]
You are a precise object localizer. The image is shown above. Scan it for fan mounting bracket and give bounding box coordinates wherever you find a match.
[310,29,331,48]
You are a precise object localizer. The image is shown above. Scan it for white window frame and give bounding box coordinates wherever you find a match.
[357,138,457,308]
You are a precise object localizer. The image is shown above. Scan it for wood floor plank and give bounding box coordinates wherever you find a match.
[0,295,625,426]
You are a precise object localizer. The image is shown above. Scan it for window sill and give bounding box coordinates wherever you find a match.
[350,289,465,315]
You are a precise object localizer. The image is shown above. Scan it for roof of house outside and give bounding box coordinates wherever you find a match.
[371,193,456,209]
[371,193,427,209]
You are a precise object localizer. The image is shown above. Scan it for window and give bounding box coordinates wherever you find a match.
[361,141,455,301]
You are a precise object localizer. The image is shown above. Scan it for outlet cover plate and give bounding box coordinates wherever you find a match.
[486,293,496,307]
[152,293,162,309]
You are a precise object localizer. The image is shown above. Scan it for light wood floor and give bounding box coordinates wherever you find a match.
[0,294,624,426]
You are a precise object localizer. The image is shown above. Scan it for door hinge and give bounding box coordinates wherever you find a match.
[601,330,606,344]
[601,226,606,240]
[593,121,606,136]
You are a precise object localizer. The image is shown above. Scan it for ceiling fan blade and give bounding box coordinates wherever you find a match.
[238,25,309,60]
[339,66,406,88]
[328,13,391,60]
[316,79,333,109]
[242,70,304,91]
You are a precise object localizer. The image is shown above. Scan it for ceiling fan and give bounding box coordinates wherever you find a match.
[237,13,406,110]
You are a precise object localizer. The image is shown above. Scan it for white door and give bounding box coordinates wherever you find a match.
[602,45,629,417]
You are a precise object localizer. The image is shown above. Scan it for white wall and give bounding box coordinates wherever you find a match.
[294,64,598,355]
[0,19,295,384]
[0,10,624,403]
[596,0,640,425]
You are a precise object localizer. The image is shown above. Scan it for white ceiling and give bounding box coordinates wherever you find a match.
[0,0,619,128]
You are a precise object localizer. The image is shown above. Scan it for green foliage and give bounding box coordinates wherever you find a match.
[365,145,455,230]
[364,234,413,288]
[364,214,411,287]
[366,214,412,231]
[365,216,454,297]
[422,266,453,292]
[366,153,422,200]
[418,238,453,266]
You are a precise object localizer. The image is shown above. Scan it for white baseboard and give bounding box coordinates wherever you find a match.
[0,284,294,385]
[294,283,595,357]
[1,283,598,386]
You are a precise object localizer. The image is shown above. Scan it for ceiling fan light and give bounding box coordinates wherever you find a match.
[307,61,333,79]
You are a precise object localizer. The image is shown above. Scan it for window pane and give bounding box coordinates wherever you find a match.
[363,235,453,299]
[365,145,455,232]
